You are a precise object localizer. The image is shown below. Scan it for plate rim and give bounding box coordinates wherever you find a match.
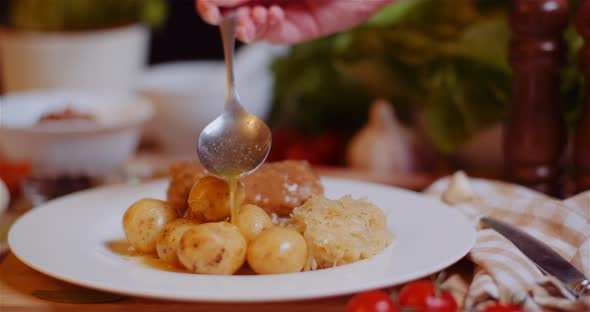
[8,177,476,303]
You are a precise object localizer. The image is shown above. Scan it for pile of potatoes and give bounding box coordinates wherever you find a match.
[122,176,308,275]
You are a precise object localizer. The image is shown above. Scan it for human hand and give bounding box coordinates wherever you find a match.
[196,0,394,44]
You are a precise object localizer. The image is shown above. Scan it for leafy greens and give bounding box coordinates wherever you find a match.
[269,0,583,154]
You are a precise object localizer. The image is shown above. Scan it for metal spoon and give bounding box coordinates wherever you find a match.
[197,14,271,179]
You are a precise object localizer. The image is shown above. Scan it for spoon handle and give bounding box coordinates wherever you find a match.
[220,15,239,106]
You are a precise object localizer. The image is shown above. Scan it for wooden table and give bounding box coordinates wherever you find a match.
[0,252,351,311]
[1,252,474,312]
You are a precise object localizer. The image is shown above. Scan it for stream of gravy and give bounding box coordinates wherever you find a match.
[227,176,240,225]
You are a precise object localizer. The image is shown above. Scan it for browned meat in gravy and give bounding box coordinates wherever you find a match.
[242,160,323,216]
[166,160,323,217]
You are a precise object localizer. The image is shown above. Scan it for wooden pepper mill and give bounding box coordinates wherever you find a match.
[505,0,570,195]
[574,0,590,192]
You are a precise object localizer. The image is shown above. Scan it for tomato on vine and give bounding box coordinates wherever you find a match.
[397,280,458,312]
[346,290,399,312]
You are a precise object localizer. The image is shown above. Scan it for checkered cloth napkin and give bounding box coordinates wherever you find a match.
[424,173,590,311]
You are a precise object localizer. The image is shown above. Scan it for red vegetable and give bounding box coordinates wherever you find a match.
[287,131,345,165]
[310,130,345,165]
[268,127,302,162]
[0,161,31,196]
[284,142,324,165]
[398,280,458,312]
[346,290,399,312]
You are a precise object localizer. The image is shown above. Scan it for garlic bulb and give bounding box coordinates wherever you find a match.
[0,178,9,215]
[442,171,476,205]
[346,99,423,174]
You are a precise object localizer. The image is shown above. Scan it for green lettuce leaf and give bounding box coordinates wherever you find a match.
[270,0,582,154]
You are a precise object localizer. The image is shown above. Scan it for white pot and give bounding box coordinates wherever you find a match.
[0,25,149,92]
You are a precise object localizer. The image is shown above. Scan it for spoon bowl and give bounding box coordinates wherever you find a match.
[198,100,271,178]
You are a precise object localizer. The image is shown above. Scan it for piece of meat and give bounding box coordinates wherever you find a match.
[166,160,323,217]
[166,161,207,216]
[242,160,324,216]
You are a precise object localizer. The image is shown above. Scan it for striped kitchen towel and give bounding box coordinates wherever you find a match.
[425,172,590,312]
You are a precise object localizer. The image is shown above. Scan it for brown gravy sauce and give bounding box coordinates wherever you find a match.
[106,240,255,275]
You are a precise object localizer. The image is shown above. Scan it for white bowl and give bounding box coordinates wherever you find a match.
[0,90,154,178]
[0,25,149,93]
[139,43,287,157]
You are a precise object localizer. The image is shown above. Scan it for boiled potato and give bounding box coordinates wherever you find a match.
[178,222,247,275]
[156,218,196,266]
[247,227,307,274]
[235,204,273,242]
[123,198,177,253]
[187,176,245,222]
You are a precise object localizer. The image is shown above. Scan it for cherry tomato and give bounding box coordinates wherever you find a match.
[268,128,302,161]
[283,130,347,165]
[284,142,324,165]
[346,290,399,312]
[398,280,458,312]
[310,130,345,165]
[482,303,524,312]
[0,161,31,196]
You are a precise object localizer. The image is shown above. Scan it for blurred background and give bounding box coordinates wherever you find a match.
[0,0,227,64]
[0,0,586,206]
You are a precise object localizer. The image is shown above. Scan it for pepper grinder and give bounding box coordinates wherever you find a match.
[574,0,590,193]
[504,0,570,196]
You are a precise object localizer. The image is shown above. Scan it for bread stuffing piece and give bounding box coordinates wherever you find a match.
[290,195,393,270]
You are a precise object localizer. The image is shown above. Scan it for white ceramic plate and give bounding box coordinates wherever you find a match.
[9,178,475,302]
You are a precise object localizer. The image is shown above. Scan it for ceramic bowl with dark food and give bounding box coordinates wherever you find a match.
[0,90,154,179]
